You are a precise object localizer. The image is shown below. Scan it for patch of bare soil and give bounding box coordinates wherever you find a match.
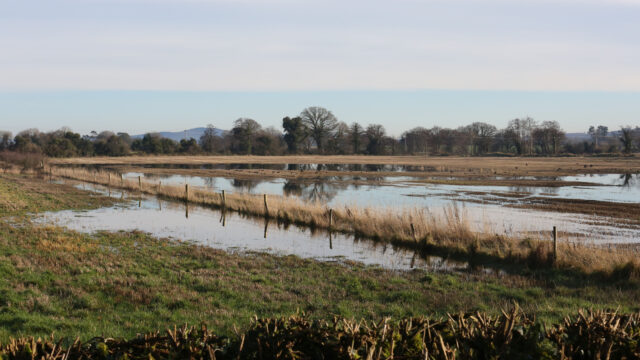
[512,197,640,225]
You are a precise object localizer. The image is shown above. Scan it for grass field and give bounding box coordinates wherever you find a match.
[1,173,640,343]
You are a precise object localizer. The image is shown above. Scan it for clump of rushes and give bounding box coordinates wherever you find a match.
[50,166,640,280]
[0,309,638,359]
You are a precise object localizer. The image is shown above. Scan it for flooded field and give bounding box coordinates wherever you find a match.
[38,164,640,270]
[36,182,466,271]
[98,169,640,244]
[117,170,639,206]
[112,163,438,172]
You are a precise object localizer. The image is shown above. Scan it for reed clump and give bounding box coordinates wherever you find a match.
[50,166,640,279]
[1,309,638,359]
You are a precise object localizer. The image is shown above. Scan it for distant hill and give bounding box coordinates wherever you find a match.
[132,127,225,142]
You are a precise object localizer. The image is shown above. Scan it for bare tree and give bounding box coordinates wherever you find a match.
[349,122,364,154]
[619,126,635,154]
[365,124,386,155]
[401,127,429,154]
[466,122,497,155]
[588,125,608,148]
[199,124,218,153]
[300,107,338,153]
[0,131,12,150]
[533,121,565,154]
[507,118,537,155]
[327,122,350,154]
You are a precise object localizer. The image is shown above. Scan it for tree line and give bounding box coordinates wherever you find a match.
[1,107,638,157]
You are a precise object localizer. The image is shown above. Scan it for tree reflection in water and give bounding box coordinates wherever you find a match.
[231,178,263,192]
[203,177,217,189]
[620,173,638,187]
[282,178,353,203]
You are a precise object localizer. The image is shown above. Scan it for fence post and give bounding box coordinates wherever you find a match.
[185,184,189,201]
[108,173,111,186]
[263,194,269,217]
[221,190,226,208]
[264,218,269,239]
[553,226,558,263]
[410,223,417,243]
[138,176,142,191]
[329,209,333,229]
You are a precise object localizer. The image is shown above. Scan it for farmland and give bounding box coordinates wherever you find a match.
[1,155,639,357]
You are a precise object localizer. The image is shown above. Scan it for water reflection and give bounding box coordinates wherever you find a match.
[73,163,444,173]
[620,173,638,187]
[36,182,467,272]
[62,169,640,244]
[120,172,640,209]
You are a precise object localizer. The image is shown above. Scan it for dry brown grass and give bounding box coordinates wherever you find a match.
[50,166,640,278]
[0,151,45,172]
[50,154,640,177]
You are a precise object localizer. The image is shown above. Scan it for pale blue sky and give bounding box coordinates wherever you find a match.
[1,0,639,135]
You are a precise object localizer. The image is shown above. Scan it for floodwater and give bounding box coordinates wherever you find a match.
[115,171,640,206]
[36,183,466,271]
[109,171,640,244]
[35,168,639,273]
[83,163,440,172]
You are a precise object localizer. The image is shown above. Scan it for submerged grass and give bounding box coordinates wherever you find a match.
[50,166,640,282]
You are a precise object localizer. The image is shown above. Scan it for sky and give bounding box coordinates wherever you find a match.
[1,0,639,135]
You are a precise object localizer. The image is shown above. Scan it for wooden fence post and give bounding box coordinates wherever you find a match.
[329,208,333,229]
[553,226,558,263]
[138,176,142,191]
[221,190,226,208]
[263,194,269,217]
[264,218,269,239]
[185,184,189,201]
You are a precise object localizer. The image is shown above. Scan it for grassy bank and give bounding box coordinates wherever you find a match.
[49,166,640,281]
[1,173,640,343]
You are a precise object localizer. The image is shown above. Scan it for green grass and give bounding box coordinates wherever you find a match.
[0,174,639,342]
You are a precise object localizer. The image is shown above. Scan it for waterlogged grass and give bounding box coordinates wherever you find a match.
[0,174,639,342]
[0,174,113,216]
